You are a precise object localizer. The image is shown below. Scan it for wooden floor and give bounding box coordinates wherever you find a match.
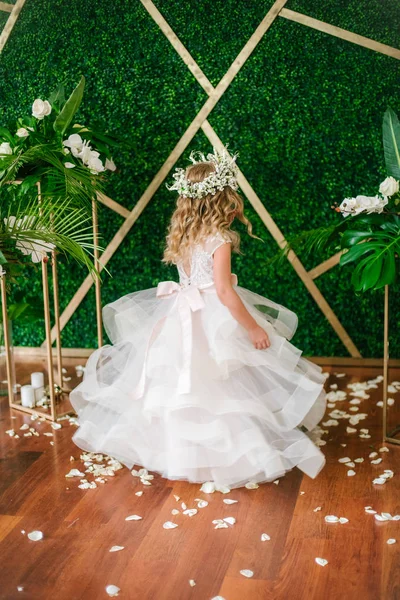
[0,360,399,600]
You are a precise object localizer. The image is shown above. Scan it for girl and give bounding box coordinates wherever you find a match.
[69,148,327,491]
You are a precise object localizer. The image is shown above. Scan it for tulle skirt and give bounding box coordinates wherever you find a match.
[69,279,327,490]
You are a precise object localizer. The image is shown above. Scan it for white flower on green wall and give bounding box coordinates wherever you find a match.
[32,98,52,120]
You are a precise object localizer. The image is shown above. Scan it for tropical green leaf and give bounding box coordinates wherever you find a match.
[340,230,371,249]
[48,82,66,111]
[343,230,400,291]
[382,107,400,179]
[53,75,85,135]
[0,126,14,144]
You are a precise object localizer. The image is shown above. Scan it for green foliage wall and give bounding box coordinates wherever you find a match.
[0,0,399,357]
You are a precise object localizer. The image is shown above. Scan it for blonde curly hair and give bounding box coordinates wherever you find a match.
[163,161,256,264]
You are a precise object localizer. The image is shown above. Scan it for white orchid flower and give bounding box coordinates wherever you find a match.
[4,215,55,263]
[105,157,116,171]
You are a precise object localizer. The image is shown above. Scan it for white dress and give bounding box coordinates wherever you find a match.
[69,231,327,489]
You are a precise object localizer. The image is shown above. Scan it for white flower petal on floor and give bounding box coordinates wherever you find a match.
[245,482,259,489]
[215,485,231,494]
[345,462,355,468]
[65,469,85,478]
[346,427,357,434]
[125,515,142,521]
[189,580,196,587]
[371,458,382,464]
[196,500,209,508]
[379,446,389,453]
[325,515,339,523]
[240,570,254,578]
[315,558,328,566]
[347,470,356,476]
[27,531,43,541]
[387,539,396,544]
[261,533,271,541]
[135,491,143,496]
[354,458,364,463]
[171,509,180,516]
[183,509,198,517]
[223,499,238,504]
[163,521,178,529]
[173,495,180,501]
[369,452,378,458]
[105,584,120,597]
[223,517,236,526]
[339,517,349,524]
[375,514,391,521]
[313,507,322,512]
[213,520,229,529]
[109,546,124,552]
[181,502,187,510]
[200,482,216,494]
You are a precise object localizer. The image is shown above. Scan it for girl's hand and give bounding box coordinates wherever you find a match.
[248,325,270,350]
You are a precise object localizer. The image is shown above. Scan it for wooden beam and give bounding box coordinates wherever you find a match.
[0,0,26,53]
[0,2,13,13]
[279,9,400,60]
[308,251,342,279]
[96,191,130,219]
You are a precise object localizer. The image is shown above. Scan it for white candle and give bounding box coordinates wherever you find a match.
[34,386,45,402]
[21,384,36,408]
[31,372,44,388]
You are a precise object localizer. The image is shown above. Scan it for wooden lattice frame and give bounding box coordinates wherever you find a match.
[1,0,400,356]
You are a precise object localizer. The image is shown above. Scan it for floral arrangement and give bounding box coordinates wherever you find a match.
[166,147,239,199]
[0,75,124,275]
[278,107,400,293]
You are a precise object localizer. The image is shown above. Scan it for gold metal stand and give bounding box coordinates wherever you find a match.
[3,180,71,422]
[0,272,14,403]
[383,284,399,445]
[92,197,103,347]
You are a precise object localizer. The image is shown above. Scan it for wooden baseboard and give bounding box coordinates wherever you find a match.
[12,346,400,368]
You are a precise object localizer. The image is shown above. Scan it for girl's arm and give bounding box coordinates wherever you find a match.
[213,243,270,350]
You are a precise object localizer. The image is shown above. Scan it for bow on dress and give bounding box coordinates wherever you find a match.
[131,274,238,400]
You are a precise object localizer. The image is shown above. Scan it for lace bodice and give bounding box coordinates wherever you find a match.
[176,232,231,289]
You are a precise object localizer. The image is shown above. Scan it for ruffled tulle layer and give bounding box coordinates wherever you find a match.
[69,283,327,489]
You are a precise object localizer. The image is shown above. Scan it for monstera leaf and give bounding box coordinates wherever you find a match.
[383,107,400,180]
[340,224,400,291]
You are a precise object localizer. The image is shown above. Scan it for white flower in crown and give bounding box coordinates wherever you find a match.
[166,146,239,199]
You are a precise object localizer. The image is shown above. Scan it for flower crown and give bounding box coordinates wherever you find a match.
[166,146,239,199]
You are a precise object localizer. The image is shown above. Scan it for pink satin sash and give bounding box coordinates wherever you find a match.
[131,274,238,400]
